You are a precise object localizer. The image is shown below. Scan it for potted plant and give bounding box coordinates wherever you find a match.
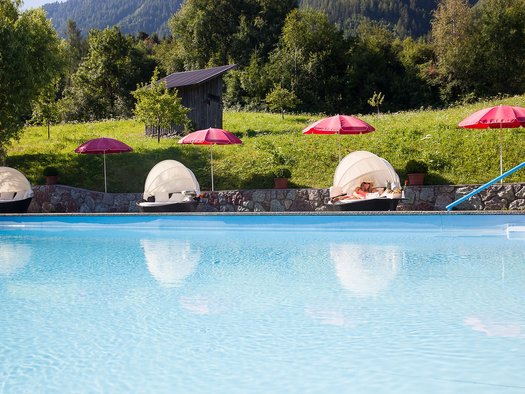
[405,160,428,186]
[43,166,59,185]
[272,167,291,189]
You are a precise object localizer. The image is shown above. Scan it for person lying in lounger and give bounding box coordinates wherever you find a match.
[330,179,380,203]
[353,180,378,199]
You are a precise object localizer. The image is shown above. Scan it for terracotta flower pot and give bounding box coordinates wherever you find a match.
[274,178,289,189]
[407,173,425,186]
[46,175,58,185]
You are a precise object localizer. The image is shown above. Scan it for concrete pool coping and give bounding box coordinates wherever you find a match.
[1,211,524,237]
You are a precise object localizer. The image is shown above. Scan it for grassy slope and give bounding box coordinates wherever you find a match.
[7,96,525,193]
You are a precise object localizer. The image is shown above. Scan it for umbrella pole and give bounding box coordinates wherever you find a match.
[337,131,341,162]
[103,151,107,193]
[499,125,503,182]
[210,145,214,192]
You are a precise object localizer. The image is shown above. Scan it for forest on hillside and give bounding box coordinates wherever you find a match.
[300,0,479,37]
[2,0,525,159]
[43,0,481,38]
[43,0,183,35]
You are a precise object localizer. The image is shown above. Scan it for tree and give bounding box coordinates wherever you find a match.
[396,37,438,109]
[430,0,473,101]
[0,0,64,160]
[265,84,300,118]
[267,8,348,113]
[158,0,297,72]
[466,0,525,97]
[31,79,62,139]
[61,26,153,121]
[64,19,87,76]
[367,91,385,115]
[132,68,190,143]
[345,22,406,113]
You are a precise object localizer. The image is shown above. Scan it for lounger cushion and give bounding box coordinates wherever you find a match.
[168,193,184,203]
[0,192,15,200]
[154,192,170,202]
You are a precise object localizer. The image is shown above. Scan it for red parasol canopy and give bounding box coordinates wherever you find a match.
[178,127,242,145]
[302,114,375,161]
[458,105,525,129]
[458,105,525,177]
[178,128,242,191]
[75,137,133,154]
[75,137,132,193]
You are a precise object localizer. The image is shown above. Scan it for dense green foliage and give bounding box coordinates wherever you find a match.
[156,0,297,71]
[0,0,64,158]
[301,0,441,37]
[61,26,155,121]
[42,0,452,39]
[300,0,481,37]
[7,96,525,193]
[432,0,525,101]
[43,0,184,36]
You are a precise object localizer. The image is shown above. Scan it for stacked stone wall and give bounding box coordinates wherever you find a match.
[27,184,525,213]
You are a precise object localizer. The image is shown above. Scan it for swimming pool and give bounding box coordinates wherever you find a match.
[1,213,524,393]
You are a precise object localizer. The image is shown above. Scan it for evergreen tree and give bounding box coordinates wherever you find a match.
[64,19,87,75]
[431,0,474,101]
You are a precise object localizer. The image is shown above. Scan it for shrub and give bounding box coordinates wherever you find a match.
[272,166,291,178]
[405,160,428,174]
[43,166,59,176]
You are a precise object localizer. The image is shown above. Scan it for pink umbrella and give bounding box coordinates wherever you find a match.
[75,137,133,193]
[178,128,242,191]
[302,114,375,161]
[459,105,525,177]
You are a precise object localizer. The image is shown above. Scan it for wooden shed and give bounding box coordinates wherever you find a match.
[145,64,236,137]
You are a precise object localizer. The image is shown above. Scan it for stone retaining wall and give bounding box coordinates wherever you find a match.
[400,183,525,211]
[28,183,525,213]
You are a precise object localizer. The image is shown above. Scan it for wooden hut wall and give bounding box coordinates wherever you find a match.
[145,78,224,138]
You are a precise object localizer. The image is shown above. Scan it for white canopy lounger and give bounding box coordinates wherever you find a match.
[327,151,403,211]
[0,167,34,213]
[137,160,201,212]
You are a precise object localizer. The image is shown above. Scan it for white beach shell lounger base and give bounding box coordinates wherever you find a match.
[137,160,201,212]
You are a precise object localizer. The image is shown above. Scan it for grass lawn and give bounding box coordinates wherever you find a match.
[6,96,525,193]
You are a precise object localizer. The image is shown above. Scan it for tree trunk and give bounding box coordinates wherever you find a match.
[47,121,50,140]
[157,125,160,143]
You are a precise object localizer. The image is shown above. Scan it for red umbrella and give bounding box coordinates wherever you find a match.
[75,137,133,193]
[458,105,525,177]
[302,114,375,161]
[178,128,242,191]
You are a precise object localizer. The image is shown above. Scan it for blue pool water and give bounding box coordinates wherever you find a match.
[0,214,524,393]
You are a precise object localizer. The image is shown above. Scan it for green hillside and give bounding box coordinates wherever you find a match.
[43,0,183,35]
[7,96,525,193]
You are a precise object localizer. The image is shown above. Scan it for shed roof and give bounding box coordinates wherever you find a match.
[160,64,236,89]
